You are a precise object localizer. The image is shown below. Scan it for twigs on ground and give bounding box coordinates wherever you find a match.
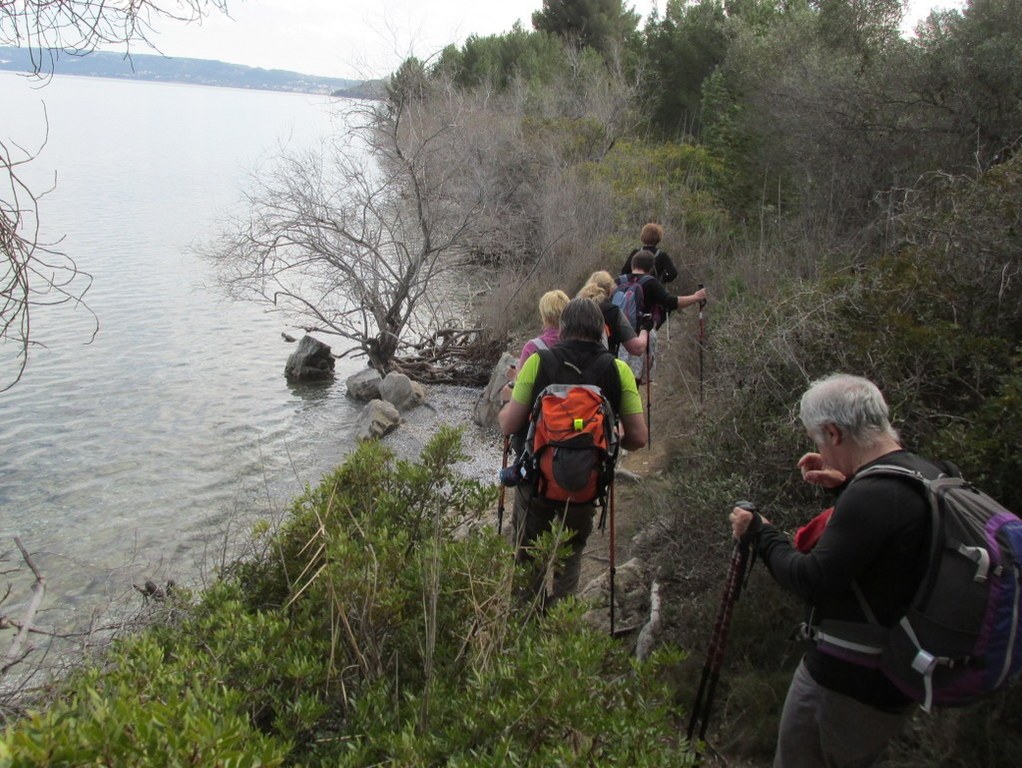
[391,328,507,385]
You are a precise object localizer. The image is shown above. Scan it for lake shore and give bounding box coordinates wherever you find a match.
[379,383,504,485]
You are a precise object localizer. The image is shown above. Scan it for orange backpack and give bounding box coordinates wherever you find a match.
[524,349,619,505]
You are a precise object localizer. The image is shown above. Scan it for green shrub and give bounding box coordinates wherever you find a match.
[2,429,697,766]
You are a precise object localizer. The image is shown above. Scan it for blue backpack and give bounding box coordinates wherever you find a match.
[612,274,658,331]
[812,464,1022,711]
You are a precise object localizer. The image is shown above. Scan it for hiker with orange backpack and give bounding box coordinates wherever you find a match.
[498,298,647,605]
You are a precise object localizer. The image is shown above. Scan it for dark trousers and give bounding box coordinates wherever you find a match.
[512,484,595,601]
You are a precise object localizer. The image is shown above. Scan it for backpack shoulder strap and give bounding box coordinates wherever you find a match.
[532,337,548,352]
[581,351,616,387]
[535,347,560,382]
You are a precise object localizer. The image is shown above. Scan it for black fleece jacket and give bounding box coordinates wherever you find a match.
[755,450,935,711]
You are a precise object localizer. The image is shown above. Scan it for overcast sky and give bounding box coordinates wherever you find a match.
[136,0,966,82]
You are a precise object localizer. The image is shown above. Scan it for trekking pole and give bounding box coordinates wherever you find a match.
[645,344,652,449]
[497,435,510,534]
[687,501,757,746]
[697,283,706,405]
[608,479,617,637]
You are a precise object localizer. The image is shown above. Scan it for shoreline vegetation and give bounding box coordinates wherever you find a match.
[4,0,1022,764]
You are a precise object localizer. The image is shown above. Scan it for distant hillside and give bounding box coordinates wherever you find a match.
[332,79,387,100]
[0,46,362,96]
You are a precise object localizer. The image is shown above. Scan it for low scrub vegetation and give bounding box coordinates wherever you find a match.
[1,430,697,766]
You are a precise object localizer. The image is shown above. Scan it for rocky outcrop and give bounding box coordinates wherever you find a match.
[473,351,517,430]
[578,557,651,643]
[284,335,335,382]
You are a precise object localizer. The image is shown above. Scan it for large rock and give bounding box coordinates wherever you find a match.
[284,335,335,382]
[473,351,518,430]
[378,371,426,412]
[578,557,650,640]
[355,399,401,440]
[346,368,382,401]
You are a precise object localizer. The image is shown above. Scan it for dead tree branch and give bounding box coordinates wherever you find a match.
[1,539,45,675]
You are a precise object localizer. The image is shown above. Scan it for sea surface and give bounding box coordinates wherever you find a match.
[0,72,367,630]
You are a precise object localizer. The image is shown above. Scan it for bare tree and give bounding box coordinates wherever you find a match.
[1,124,96,391]
[208,83,488,371]
[1,0,229,389]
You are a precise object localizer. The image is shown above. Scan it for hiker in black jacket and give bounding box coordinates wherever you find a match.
[620,222,678,284]
[729,373,936,768]
[499,298,647,604]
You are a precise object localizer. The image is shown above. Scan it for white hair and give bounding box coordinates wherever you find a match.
[799,373,900,447]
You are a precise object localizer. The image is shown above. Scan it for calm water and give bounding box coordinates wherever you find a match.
[0,72,365,628]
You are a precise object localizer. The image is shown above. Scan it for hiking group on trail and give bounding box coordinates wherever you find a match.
[496,223,707,611]
[490,225,1022,767]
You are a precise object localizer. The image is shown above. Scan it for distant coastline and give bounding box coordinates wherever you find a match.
[0,46,382,98]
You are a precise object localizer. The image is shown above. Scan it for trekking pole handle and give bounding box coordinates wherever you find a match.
[731,501,758,598]
[697,282,706,310]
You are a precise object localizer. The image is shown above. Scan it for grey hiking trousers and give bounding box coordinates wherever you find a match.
[774,660,911,768]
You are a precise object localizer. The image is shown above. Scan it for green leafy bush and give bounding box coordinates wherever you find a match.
[2,429,697,766]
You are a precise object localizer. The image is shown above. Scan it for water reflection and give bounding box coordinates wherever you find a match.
[286,375,339,404]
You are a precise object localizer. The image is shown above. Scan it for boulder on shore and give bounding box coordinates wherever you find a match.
[346,368,382,401]
[284,335,335,383]
[379,371,426,412]
[355,399,401,440]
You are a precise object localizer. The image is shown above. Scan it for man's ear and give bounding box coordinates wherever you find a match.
[823,423,844,445]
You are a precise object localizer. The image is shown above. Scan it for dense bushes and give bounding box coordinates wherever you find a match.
[1,430,698,765]
[646,155,1022,766]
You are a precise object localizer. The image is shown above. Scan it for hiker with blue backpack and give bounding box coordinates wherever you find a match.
[578,270,648,357]
[728,373,1022,768]
[614,250,707,384]
[620,223,679,284]
[498,298,648,607]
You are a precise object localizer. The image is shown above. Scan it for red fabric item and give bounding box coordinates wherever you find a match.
[794,507,834,553]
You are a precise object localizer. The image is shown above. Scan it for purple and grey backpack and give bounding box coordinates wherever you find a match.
[812,464,1022,711]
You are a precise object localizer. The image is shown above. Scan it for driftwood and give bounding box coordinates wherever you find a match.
[391,328,507,386]
[1,539,45,674]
